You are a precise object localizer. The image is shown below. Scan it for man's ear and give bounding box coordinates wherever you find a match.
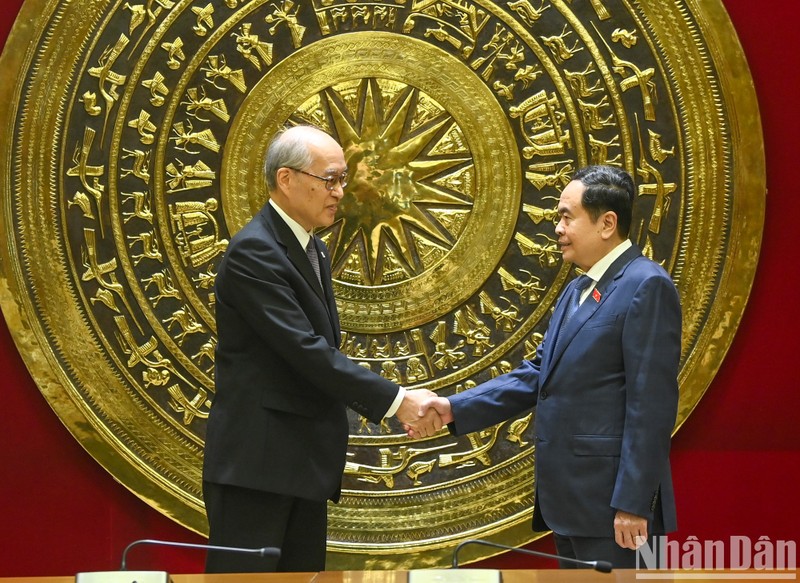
[600,210,618,240]
[275,167,293,192]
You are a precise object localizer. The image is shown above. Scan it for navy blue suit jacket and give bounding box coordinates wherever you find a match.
[203,203,398,503]
[448,245,681,537]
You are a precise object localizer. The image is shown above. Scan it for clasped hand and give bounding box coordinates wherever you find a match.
[396,392,453,439]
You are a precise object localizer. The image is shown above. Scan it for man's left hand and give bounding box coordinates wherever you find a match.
[614,510,648,550]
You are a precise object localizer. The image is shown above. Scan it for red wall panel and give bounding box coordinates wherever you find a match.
[0,0,798,576]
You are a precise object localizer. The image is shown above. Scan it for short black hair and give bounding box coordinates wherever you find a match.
[572,165,634,237]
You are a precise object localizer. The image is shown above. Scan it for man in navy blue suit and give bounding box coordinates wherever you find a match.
[418,165,681,568]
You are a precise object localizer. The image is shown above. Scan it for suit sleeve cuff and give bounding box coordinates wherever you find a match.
[384,386,406,418]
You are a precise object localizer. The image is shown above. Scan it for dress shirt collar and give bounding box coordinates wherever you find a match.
[584,239,632,284]
[576,239,632,306]
[269,198,312,249]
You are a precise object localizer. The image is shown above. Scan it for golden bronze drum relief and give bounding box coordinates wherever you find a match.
[0,0,764,569]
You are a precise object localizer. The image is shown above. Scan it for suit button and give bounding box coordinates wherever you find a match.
[540,390,548,400]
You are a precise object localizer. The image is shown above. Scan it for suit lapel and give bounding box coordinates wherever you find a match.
[316,240,341,337]
[541,245,642,384]
[263,205,328,305]
[540,278,581,381]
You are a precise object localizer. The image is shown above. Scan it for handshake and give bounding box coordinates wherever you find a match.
[395,389,453,439]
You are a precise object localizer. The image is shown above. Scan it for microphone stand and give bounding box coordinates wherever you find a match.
[453,539,613,573]
[409,538,612,583]
[120,539,280,570]
[75,538,280,583]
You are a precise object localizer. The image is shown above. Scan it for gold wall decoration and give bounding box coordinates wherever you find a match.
[0,0,764,569]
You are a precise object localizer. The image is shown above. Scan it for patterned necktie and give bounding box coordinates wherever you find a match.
[306,238,322,286]
[553,274,591,354]
[566,274,592,320]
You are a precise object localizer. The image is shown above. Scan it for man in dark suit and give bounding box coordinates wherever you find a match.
[418,165,681,568]
[203,125,441,573]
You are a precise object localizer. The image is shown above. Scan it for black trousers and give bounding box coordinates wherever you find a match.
[553,532,659,569]
[203,481,328,573]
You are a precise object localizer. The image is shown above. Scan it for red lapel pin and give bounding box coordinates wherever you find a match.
[592,288,602,302]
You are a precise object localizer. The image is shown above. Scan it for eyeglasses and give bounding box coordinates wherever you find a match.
[287,167,348,191]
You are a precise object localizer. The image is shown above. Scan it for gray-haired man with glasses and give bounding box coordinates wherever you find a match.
[203,125,442,573]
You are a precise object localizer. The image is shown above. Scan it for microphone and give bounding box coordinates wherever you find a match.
[74,539,281,583]
[120,538,280,570]
[453,539,613,573]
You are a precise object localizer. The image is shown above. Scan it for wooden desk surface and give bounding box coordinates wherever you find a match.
[2,570,797,583]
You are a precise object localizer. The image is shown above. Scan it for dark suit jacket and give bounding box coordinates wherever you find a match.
[203,203,398,503]
[448,245,681,537]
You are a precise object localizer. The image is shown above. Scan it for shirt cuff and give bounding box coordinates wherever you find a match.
[384,386,406,418]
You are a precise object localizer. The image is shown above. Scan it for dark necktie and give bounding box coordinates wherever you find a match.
[553,274,592,354]
[306,238,322,286]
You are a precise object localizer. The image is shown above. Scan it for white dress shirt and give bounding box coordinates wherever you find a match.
[579,239,632,305]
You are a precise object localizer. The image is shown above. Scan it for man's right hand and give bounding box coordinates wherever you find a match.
[395,389,443,438]
[404,395,453,439]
